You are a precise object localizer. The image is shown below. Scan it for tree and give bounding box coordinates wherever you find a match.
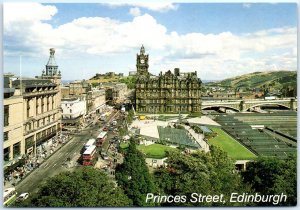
[242,156,296,206]
[115,139,156,206]
[15,167,132,207]
[154,146,251,207]
[119,76,137,89]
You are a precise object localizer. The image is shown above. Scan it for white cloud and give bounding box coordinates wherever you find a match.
[105,2,178,12]
[243,3,251,8]
[4,3,297,80]
[129,7,141,17]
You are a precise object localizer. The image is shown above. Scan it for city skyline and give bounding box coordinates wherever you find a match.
[4,2,297,81]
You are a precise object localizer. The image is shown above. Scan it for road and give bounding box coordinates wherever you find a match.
[16,111,120,195]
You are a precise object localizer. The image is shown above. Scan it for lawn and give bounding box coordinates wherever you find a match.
[208,127,257,160]
[119,142,129,149]
[137,144,178,159]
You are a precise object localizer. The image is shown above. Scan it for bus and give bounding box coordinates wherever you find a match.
[85,139,96,149]
[96,131,107,147]
[82,145,97,166]
[4,188,17,206]
[80,139,96,154]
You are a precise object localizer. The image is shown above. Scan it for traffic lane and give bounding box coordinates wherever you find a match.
[15,124,102,194]
[16,111,119,194]
[15,136,84,194]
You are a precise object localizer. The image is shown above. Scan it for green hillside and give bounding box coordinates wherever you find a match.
[207,71,297,90]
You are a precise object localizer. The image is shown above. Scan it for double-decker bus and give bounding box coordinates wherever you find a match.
[96,131,107,147]
[82,145,97,166]
[4,188,17,206]
[85,139,96,149]
[80,139,96,154]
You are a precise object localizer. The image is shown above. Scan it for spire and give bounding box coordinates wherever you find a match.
[45,48,58,76]
[140,45,145,55]
[47,48,57,66]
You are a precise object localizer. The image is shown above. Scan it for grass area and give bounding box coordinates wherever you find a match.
[119,142,129,149]
[186,112,202,118]
[137,144,178,159]
[208,127,257,160]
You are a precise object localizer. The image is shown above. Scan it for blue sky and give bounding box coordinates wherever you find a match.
[4,3,297,80]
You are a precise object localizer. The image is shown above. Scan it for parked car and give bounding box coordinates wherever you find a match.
[18,193,29,201]
[101,152,109,160]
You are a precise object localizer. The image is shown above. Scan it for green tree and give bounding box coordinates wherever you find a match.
[154,146,251,207]
[126,109,134,124]
[242,156,296,206]
[15,167,132,207]
[119,76,137,89]
[115,139,156,206]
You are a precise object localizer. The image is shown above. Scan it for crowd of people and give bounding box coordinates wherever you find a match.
[4,133,71,188]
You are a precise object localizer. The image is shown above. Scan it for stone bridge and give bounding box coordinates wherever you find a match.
[201,98,297,112]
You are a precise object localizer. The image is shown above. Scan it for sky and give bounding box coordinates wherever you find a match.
[3,2,297,81]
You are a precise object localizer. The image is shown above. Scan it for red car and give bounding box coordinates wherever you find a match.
[103,127,108,131]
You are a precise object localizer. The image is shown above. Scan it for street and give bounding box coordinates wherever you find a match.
[15,110,120,195]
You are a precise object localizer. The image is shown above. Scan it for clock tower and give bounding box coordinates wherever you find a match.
[136,45,149,77]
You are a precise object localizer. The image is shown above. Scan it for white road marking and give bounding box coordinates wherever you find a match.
[43,163,49,168]
[52,163,57,168]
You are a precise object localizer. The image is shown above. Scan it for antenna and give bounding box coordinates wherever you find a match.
[20,55,23,95]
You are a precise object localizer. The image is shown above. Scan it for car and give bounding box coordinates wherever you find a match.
[109,127,113,131]
[18,193,29,201]
[101,152,109,160]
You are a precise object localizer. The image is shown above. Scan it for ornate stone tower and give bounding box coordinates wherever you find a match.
[42,48,61,85]
[41,48,62,130]
[136,45,149,77]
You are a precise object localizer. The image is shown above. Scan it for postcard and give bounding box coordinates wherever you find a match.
[3,2,297,207]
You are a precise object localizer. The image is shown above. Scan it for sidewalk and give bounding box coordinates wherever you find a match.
[4,133,72,189]
[182,125,210,152]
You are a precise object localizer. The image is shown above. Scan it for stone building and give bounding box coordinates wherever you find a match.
[3,75,24,166]
[61,97,86,128]
[104,83,128,105]
[135,46,202,113]
[4,48,62,161]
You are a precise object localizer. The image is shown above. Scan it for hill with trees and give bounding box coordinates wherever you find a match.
[206,71,296,95]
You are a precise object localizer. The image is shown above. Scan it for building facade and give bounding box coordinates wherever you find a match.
[4,48,62,162]
[61,97,86,128]
[4,77,24,165]
[135,46,202,113]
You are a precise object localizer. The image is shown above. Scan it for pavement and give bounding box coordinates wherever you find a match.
[4,133,70,189]
[182,124,210,152]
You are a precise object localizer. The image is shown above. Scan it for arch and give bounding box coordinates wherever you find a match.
[201,105,240,112]
[246,103,290,111]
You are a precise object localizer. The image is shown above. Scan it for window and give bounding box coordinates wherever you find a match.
[4,105,9,126]
[4,132,8,141]
[13,142,21,158]
[4,147,10,161]
[41,98,44,113]
[27,100,30,117]
[70,109,72,113]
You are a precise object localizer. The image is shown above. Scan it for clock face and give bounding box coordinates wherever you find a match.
[140,59,145,64]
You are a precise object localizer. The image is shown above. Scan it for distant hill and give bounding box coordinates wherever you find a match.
[206,71,297,90]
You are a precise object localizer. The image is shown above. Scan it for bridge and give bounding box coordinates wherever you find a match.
[201,98,297,112]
